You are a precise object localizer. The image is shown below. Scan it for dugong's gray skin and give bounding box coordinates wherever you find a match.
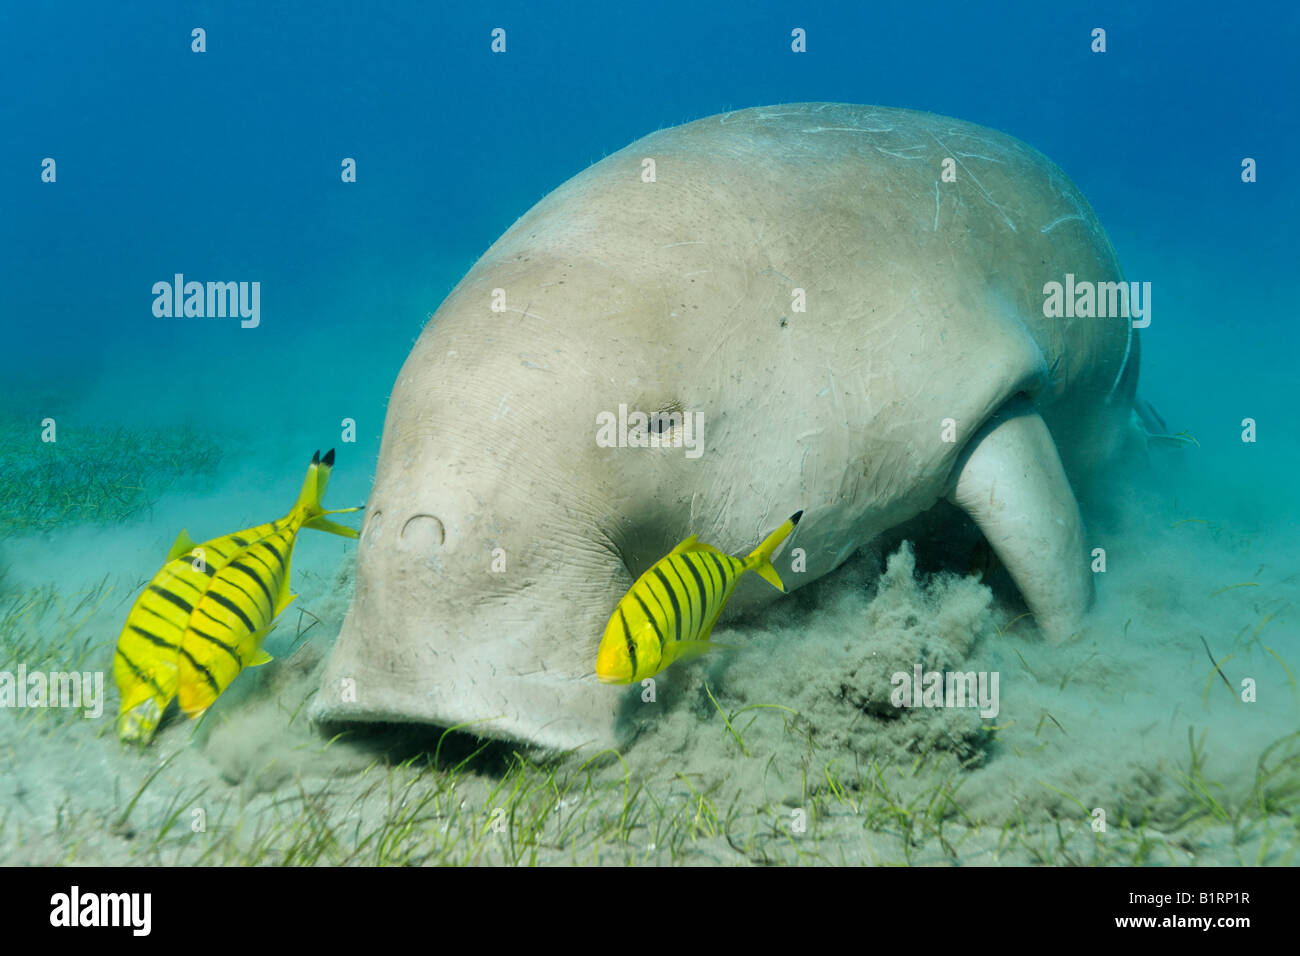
[312,104,1147,751]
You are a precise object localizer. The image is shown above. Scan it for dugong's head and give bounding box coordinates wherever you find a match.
[311,158,809,751]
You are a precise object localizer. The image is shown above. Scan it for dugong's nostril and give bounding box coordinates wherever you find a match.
[400,513,446,550]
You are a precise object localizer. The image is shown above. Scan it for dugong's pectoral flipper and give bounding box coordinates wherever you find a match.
[948,398,1093,643]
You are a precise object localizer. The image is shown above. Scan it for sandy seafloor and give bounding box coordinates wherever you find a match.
[1,293,1296,866]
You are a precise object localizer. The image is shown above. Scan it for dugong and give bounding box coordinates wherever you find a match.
[312,104,1154,751]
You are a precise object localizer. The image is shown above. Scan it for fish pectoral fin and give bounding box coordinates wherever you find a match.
[673,640,734,661]
[249,648,273,666]
[166,529,201,562]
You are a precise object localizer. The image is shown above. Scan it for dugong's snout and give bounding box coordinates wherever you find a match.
[311,489,633,752]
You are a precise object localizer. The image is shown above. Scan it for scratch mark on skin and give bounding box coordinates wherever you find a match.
[930,132,1017,232]
[503,303,545,320]
[825,366,844,421]
[933,181,941,232]
[1109,321,1134,397]
[955,151,1004,164]
[802,125,895,134]
[662,240,706,248]
[1039,213,1085,234]
[755,111,820,121]
[874,146,927,160]
[682,270,712,277]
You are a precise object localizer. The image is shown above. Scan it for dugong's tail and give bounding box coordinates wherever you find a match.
[1108,323,1193,456]
[1133,399,1197,449]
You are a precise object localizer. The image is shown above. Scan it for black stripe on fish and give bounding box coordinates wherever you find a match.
[166,574,205,593]
[206,590,257,634]
[640,577,673,646]
[188,625,243,667]
[221,572,266,615]
[633,591,666,655]
[138,603,175,626]
[707,553,733,593]
[230,535,249,548]
[178,645,222,694]
[652,567,683,646]
[129,624,178,650]
[619,607,637,676]
[197,606,227,629]
[665,558,697,636]
[691,552,717,597]
[149,585,193,616]
[115,648,166,697]
[676,556,710,636]
[244,548,277,576]
[229,561,275,612]
[696,548,728,600]
[259,540,286,571]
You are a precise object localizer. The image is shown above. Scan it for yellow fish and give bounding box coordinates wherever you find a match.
[595,511,802,684]
[113,450,359,743]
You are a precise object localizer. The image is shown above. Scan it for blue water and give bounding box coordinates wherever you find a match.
[1,1,1297,866]
[4,2,1295,448]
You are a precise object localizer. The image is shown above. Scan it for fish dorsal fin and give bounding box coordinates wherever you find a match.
[670,536,729,558]
[166,529,200,562]
[668,535,699,555]
[686,542,729,558]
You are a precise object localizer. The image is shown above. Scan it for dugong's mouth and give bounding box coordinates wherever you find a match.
[311,491,636,750]
[311,605,628,750]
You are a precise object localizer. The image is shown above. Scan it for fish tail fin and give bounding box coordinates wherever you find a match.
[745,510,803,592]
[293,449,361,539]
[302,514,360,538]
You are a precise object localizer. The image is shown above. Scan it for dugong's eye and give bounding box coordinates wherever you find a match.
[651,400,685,434]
